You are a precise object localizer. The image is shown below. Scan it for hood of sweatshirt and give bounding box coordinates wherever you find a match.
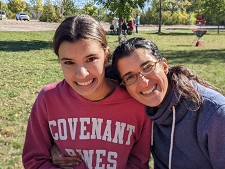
[146,87,191,125]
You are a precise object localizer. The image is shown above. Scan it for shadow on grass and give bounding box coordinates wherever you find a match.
[0,40,52,52]
[146,31,195,36]
[162,49,225,64]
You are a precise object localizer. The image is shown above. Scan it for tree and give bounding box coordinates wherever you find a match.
[202,0,225,33]
[61,0,77,16]
[39,0,58,22]
[82,2,98,18]
[30,0,43,19]
[8,0,27,13]
[95,0,149,42]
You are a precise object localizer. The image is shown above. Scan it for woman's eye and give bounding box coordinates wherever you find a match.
[124,74,136,82]
[87,57,97,62]
[142,64,154,72]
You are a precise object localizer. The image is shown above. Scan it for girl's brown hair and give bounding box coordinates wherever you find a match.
[53,14,107,56]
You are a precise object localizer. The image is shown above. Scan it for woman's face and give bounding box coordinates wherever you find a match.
[117,48,169,107]
[58,39,110,101]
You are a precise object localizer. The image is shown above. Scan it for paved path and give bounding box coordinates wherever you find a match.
[0,19,224,31]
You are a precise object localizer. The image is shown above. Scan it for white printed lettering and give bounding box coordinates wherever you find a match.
[68,118,78,140]
[80,118,90,139]
[49,120,58,140]
[58,119,67,140]
[91,118,103,139]
[112,122,126,144]
[126,124,135,145]
[102,120,112,142]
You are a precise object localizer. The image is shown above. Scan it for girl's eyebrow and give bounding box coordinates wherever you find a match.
[60,57,73,61]
[60,54,97,61]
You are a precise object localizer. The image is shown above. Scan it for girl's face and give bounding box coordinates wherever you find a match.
[58,39,110,101]
[117,48,169,107]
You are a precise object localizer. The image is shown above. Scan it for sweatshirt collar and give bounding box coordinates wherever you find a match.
[146,87,188,125]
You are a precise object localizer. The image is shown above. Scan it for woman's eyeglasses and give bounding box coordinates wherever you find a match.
[121,60,160,86]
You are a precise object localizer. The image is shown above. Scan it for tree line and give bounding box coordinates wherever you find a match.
[1,0,225,30]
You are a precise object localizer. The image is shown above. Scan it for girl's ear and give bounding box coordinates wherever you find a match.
[104,47,110,65]
[161,58,169,74]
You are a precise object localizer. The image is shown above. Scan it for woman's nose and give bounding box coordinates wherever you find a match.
[137,74,149,87]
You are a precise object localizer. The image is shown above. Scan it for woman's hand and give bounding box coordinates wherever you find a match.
[50,144,82,169]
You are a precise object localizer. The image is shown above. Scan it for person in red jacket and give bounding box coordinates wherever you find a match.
[22,15,152,169]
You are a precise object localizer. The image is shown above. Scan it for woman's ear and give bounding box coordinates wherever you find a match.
[161,58,169,74]
[104,47,110,65]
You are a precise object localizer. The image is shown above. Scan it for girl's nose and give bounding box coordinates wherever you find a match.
[137,74,149,87]
[76,66,89,79]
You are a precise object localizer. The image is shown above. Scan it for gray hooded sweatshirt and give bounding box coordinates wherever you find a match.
[147,83,225,169]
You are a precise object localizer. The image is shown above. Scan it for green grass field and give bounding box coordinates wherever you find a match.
[0,29,225,168]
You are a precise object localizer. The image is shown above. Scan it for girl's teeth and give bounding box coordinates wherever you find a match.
[77,79,93,86]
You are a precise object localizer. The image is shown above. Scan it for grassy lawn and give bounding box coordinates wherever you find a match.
[0,29,224,168]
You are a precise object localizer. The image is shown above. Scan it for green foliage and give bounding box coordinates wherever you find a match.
[141,7,196,25]
[29,0,43,19]
[96,0,148,38]
[162,11,195,25]
[8,0,27,13]
[61,0,77,16]
[39,0,60,22]
[82,2,98,18]
[96,0,147,19]
[202,0,225,25]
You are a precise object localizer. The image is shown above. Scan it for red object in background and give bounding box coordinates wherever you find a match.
[192,29,207,47]
[197,15,203,20]
[127,20,134,31]
[196,41,202,46]
[196,14,206,25]
[196,20,206,25]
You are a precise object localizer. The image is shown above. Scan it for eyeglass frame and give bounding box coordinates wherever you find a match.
[120,59,162,86]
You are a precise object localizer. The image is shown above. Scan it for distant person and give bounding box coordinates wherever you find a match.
[121,20,128,35]
[134,14,140,34]
[127,17,134,35]
[22,15,152,169]
[113,17,119,34]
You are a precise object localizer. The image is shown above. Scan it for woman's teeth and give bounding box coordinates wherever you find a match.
[141,85,157,95]
[77,79,93,86]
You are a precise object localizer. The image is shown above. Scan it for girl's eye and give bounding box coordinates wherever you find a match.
[64,61,74,65]
[87,57,97,62]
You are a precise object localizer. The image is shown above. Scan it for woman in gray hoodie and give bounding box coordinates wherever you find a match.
[111,37,225,169]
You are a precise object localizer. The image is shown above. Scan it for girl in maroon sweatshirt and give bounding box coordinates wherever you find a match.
[22,15,152,169]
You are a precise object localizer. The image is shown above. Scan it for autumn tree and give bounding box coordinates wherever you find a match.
[8,0,27,13]
[202,0,225,33]
[39,0,58,22]
[82,2,98,18]
[30,0,43,19]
